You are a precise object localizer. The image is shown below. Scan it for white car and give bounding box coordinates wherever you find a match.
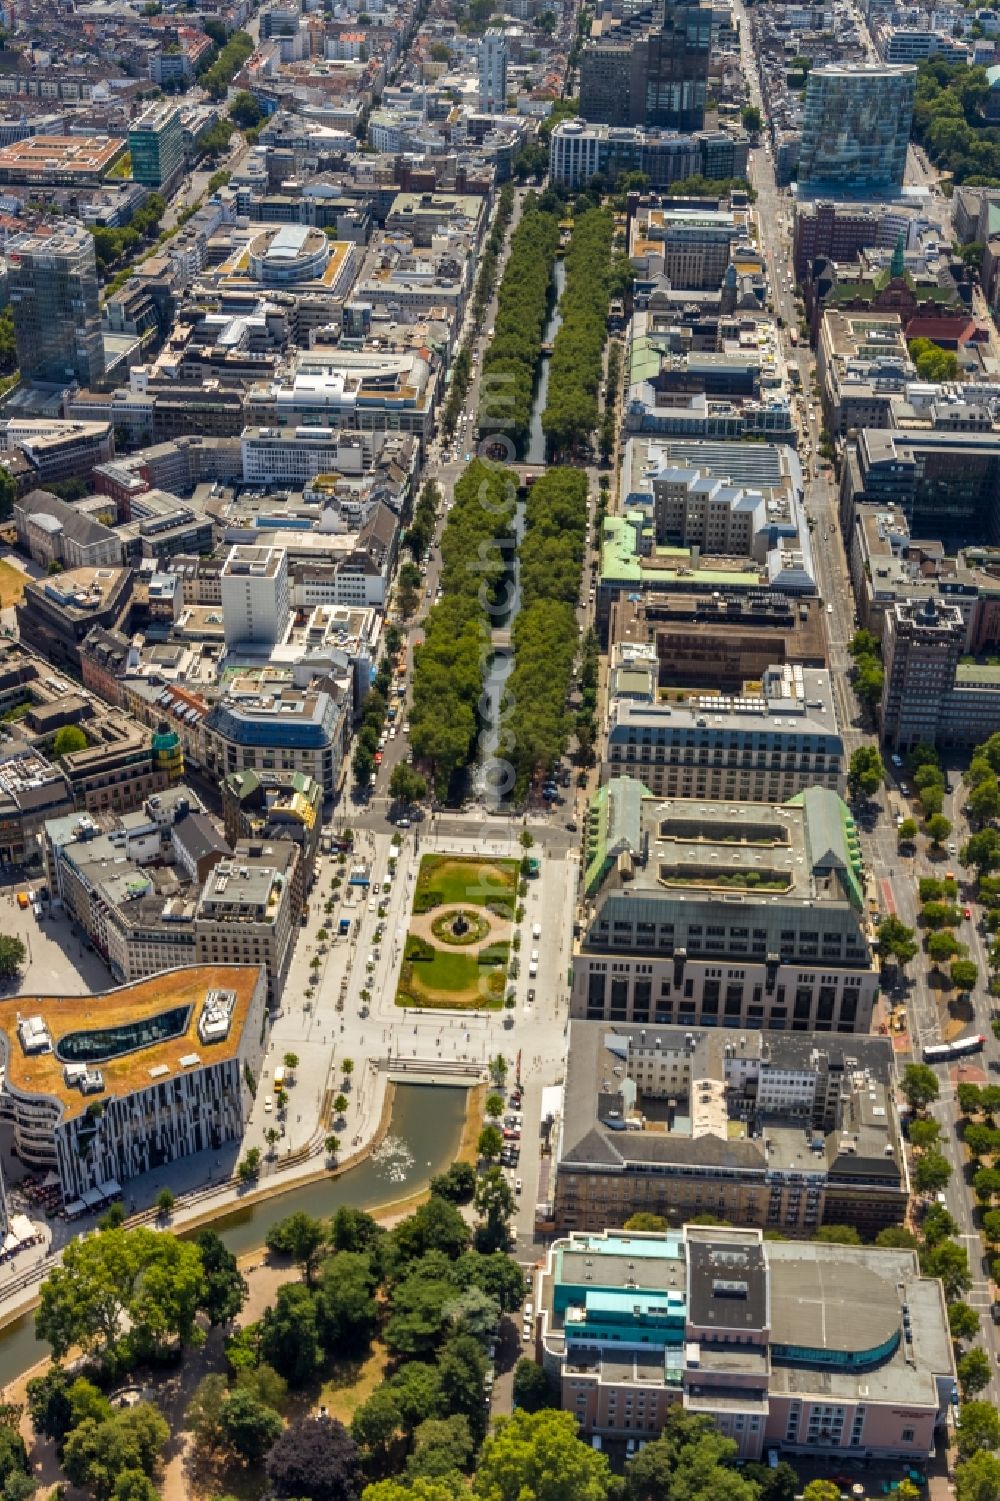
[263,1095,273,1112]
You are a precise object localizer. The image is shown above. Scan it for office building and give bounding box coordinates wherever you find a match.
[547,1022,907,1237]
[536,1226,954,1463]
[117,492,214,565]
[220,544,290,648]
[548,121,747,191]
[0,966,268,1204]
[222,767,322,916]
[609,590,828,691]
[798,65,916,198]
[49,809,298,1004]
[128,103,184,193]
[573,778,877,1032]
[479,28,508,113]
[627,201,744,288]
[16,567,133,675]
[0,135,126,187]
[249,349,438,441]
[203,682,347,800]
[195,851,297,1005]
[578,39,637,126]
[793,200,884,281]
[2,419,114,488]
[14,490,122,570]
[7,228,106,387]
[840,427,1000,545]
[879,27,967,65]
[642,3,712,131]
[578,2,712,131]
[57,710,172,816]
[880,597,966,753]
[817,311,912,437]
[605,661,843,799]
[0,752,73,868]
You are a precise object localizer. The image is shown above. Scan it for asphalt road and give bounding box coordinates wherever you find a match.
[741,0,1000,1397]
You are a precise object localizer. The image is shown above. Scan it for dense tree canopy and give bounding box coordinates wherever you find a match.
[506,467,587,790]
[474,1409,614,1501]
[36,1227,203,1362]
[911,58,1000,187]
[541,208,614,457]
[409,460,516,790]
[267,1414,361,1501]
[477,197,561,454]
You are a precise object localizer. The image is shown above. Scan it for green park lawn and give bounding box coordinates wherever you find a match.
[413,854,517,914]
[396,941,509,1009]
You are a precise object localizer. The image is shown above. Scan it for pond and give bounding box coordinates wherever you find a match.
[0,1083,468,1392]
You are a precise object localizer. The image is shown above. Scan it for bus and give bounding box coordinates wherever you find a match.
[922,1035,986,1064]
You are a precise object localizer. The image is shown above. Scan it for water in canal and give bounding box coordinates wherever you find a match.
[525,257,566,467]
[0,1083,467,1391]
[478,257,566,808]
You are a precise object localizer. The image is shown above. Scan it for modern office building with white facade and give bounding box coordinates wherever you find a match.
[0,966,268,1204]
[220,543,290,647]
[479,27,508,112]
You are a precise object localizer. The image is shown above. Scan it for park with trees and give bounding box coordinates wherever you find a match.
[506,468,588,794]
[540,207,615,459]
[23,1175,533,1499]
[911,58,1000,188]
[408,459,516,795]
[476,196,560,455]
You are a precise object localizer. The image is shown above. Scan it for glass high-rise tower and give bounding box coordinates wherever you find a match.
[128,101,184,192]
[579,0,711,131]
[798,64,917,197]
[7,227,105,388]
[640,0,711,131]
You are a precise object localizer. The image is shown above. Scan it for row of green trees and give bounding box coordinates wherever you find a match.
[471,182,515,327]
[599,339,621,464]
[198,29,254,100]
[352,646,396,786]
[541,207,614,457]
[477,197,560,456]
[504,469,588,792]
[405,479,439,563]
[442,185,515,439]
[409,460,516,791]
[90,194,165,274]
[848,627,884,712]
[956,731,1000,1009]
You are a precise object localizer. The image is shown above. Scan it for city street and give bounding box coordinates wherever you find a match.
[739,0,1000,1399]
